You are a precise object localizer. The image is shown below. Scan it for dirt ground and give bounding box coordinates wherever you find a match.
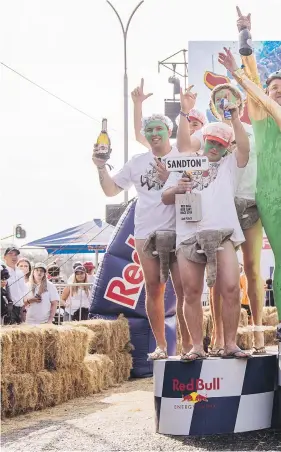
[1,377,281,452]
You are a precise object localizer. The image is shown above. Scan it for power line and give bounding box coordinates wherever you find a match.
[1,62,102,124]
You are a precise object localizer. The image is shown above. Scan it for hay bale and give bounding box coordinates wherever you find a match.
[239,308,248,327]
[42,324,90,370]
[65,314,131,354]
[264,326,278,346]
[262,307,278,326]
[1,373,38,417]
[108,351,132,383]
[84,354,114,391]
[236,327,253,350]
[0,325,45,374]
[0,330,13,375]
[35,365,93,410]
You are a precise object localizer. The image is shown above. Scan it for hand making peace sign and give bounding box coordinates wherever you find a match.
[180,85,197,114]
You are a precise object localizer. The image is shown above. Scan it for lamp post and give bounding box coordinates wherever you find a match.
[106,0,144,204]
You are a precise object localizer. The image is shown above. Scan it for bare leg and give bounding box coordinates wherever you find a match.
[177,250,206,359]
[241,219,264,350]
[209,282,224,350]
[217,241,250,357]
[170,260,192,354]
[135,240,166,350]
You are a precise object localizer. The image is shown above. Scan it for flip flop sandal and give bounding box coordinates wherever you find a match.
[209,348,224,357]
[147,347,168,361]
[222,350,252,360]
[180,351,208,362]
[252,346,266,355]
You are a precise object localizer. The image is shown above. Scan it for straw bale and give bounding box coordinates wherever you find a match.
[36,364,93,409]
[0,330,13,375]
[41,324,90,370]
[239,308,248,327]
[264,326,278,346]
[0,325,45,374]
[1,373,38,417]
[236,327,253,350]
[203,313,213,339]
[65,314,131,354]
[262,307,278,326]
[108,351,132,383]
[84,354,114,392]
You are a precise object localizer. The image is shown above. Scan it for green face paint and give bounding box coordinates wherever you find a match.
[203,139,227,162]
[214,89,238,116]
[144,120,169,144]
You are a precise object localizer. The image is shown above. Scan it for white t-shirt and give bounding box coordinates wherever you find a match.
[235,128,256,200]
[193,127,256,200]
[65,288,91,315]
[112,146,179,239]
[163,152,246,248]
[25,280,59,324]
[6,266,28,307]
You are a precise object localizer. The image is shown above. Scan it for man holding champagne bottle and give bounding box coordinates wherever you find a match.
[92,112,193,360]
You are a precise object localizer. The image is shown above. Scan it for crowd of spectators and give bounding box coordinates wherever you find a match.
[1,247,96,326]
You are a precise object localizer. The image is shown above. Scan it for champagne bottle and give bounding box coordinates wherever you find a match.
[94,118,111,160]
[97,118,110,146]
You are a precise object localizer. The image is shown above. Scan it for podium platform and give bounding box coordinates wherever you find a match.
[154,350,279,436]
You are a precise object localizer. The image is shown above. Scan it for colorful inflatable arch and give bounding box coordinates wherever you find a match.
[89,200,177,377]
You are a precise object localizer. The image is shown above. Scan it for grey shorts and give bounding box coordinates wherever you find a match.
[176,231,233,265]
[234,197,260,230]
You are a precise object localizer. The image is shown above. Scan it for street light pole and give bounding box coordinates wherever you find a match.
[106,0,144,204]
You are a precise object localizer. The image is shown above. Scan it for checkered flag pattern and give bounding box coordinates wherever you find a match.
[154,352,279,436]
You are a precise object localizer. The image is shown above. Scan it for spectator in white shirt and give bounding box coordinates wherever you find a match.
[25,262,59,324]
[61,265,91,321]
[4,247,28,324]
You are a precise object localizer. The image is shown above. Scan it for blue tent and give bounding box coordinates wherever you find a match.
[25,219,115,255]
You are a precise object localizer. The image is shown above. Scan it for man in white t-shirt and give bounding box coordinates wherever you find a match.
[162,105,251,360]
[93,113,192,360]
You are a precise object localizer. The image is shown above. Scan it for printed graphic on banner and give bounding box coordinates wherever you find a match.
[173,378,220,410]
[166,156,209,172]
[188,41,281,125]
[104,234,144,309]
[176,193,202,222]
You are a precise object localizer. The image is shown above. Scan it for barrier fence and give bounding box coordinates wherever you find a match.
[52,284,275,325]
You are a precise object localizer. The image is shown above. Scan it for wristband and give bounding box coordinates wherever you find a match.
[179,110,191,122]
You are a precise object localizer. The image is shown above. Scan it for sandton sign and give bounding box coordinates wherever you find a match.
[166,156,209,172]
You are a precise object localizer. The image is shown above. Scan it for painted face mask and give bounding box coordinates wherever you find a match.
[203,139,227,162]
[144,120,169,145]
[214,89,239,117]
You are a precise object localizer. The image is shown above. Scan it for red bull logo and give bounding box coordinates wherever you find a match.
[104,235,144,309]
[181,392,208,404]
[173,377,221,391]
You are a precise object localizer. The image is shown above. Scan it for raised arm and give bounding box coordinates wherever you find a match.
[131,78,153,149]
[227,102,250,167]
[177,87,202,153]
[92,156,123,197]
[236,7,262,88]
[218,47,281,128]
